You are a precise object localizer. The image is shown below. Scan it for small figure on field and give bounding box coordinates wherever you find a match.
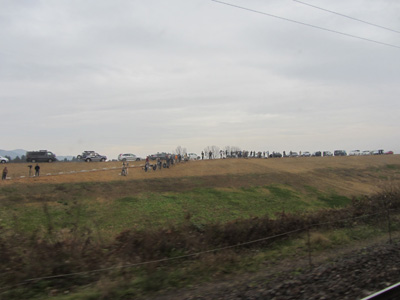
[209,151,212,159]
[34,164,40,177]
[201,151,204,160]
[157,157,162,169]
[121,161,128,176]
[2,167,8,180]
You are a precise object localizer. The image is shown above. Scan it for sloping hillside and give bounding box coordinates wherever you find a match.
[3,155,400,197]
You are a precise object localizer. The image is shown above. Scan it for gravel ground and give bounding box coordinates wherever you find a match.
[148,241,400,300]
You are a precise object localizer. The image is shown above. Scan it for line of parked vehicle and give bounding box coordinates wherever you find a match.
[0,148,394,164]
[275,149,393,158]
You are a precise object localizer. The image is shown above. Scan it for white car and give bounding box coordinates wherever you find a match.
[118,153,141,161]
[371,149,384,155]
[0,156,9,163]
[361,150,371,155]
[302,151,311,157]
[349,150,361,156]
[323,151,333,157]
[187,153,199,160]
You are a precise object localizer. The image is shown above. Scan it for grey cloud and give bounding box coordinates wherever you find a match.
[1,0,400,158]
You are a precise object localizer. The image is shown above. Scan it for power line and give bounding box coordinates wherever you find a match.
[211,0,400,50]
[0,209,390,294]
[0,227,305,293]
[293,0,400,34]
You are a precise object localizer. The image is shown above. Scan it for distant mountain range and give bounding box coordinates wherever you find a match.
[0,149,74,161]
[0,149,27,159]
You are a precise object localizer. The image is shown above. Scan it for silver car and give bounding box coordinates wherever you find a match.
[349,150,361,156]
[0,156,9,163]
[118,153,141,161]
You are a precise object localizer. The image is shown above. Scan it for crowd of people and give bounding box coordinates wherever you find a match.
[200,150,272,160]
[142,153,185,172]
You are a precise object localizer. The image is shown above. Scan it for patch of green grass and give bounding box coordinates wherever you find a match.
[266,185,299,199]
[386,164,400,170]
[0,183,353,236]
[317,194,350,208]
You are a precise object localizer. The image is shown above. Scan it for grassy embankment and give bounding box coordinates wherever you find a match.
[1,156,400,299]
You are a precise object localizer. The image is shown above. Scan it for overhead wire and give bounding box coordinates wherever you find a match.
[211,0,400,50]
[0,227,305,293]
[293,0,400,34]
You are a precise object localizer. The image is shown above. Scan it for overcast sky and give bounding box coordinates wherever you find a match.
[1,0,400,159]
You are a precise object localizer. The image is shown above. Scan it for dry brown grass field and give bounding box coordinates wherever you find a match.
[2,155,400,196]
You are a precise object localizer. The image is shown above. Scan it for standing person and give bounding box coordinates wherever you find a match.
[2,167,7,180]
[201,151,204,160]
[157,157,162,169]
[34,164,40,177]
[121,161,128,176]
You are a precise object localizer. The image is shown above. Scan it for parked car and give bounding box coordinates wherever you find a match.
[149,152,170,160]
[334,150,347,156]
[26,150,57,163]
[349,150,361,156]
[269,152,282,158]
[77,151,107,162]
[0,156,9,163]
[186,153,199,160]
[77,151,96,160]
[385,151,394,155]
[118,153,141,161]
[323,151,333,157]
[361,150,371,155]
[302,151,311,157]
[312,151,322,157]
[289,152,299,157]
[371,149,384,155]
